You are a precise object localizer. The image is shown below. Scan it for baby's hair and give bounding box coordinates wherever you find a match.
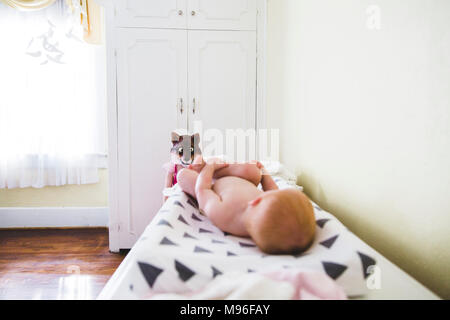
[251,189,316,255]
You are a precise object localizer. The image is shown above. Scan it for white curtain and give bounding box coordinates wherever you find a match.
[0,1,107,189]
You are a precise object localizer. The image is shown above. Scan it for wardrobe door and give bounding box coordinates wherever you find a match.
[187,0,257,31]
[115,0,187,29]
[188,30,257,160]
[116,28,188,248]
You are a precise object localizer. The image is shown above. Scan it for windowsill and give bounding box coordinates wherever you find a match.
[1,154,108,169]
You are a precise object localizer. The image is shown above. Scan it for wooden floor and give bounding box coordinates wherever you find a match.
[0,228,128,300]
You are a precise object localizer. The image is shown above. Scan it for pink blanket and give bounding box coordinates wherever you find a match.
[264,269,347,300]
[148,269,346,300]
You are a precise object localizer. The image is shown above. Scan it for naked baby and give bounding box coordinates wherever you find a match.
[177,158,316,254]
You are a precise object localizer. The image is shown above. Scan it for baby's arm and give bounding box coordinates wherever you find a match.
[190,158,262,187]
[190,158,277,191]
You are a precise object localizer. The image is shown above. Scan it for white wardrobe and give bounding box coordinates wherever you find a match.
[101,0,267,251]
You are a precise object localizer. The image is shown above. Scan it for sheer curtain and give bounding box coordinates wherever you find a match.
[0,1,107,189]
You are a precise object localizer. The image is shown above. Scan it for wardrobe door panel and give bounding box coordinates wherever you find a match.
[188,30,257,160]
[115,0,187,29]
[187,0,257,31]
[116,28,188,247]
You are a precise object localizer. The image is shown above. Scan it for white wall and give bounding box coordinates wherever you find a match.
[266,0,450,298]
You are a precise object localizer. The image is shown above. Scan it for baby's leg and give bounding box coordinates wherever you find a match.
[176,168,198,198]
[177,162,229,199]
[214,163,262,186]
[196,163,249,236]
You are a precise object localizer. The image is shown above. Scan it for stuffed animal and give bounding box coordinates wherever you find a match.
[163,132,202,201]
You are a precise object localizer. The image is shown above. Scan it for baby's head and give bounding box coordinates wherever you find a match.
[243,188,316,255]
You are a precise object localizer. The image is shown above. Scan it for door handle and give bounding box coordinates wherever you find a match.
[192,98,196,114]
[179,98,184,114]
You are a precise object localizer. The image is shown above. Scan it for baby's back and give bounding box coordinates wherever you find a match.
[210,176,263,236]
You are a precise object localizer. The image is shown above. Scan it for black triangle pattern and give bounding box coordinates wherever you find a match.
[178,215,189,225]
[174,201,185,209]
[143,190,368,287]
[194,246,212,253]
[316,219,330,228]
[357,251,377,279]
[174,260,195,282]
[183,232,197,240]
[211,266,222,278]
[320,235,339,249]
[186,195,199,209]
[160,237,177,246]
[239,242,256,248]
[157,219,173,228]
[322,261,347,280]
[137,262,163,288]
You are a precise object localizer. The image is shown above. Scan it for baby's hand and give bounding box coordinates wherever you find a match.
[212,163,229,171]
[189,157,228,172]
[206,158,229,171]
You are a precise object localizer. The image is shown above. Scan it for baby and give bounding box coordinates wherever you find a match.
[177,158,316,254]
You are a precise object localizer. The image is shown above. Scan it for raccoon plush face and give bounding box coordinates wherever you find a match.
[171,132,202,166]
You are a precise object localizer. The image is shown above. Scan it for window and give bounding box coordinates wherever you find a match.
[0,1,107,188]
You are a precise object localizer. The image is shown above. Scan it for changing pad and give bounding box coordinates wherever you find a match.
[99,177,377,299]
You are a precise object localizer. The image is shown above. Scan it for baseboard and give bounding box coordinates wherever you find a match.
[0,207,109,228]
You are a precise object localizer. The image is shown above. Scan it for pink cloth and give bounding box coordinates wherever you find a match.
[263,269,347,300]
[147,269,347,300]
[162,162,180,186]
[172,164,178,185]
